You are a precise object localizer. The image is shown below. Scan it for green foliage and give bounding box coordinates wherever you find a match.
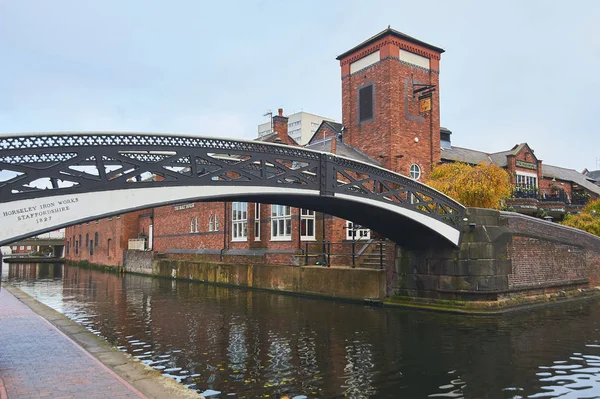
[561,199,600,236]
[426,162,512,209]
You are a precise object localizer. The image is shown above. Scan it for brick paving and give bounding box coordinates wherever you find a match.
[0,288,147,399]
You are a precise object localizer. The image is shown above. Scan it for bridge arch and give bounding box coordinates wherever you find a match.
[0,132,466,249]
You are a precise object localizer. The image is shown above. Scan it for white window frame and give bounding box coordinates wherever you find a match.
[346,221,370,241]
[209,215,214,232]
[215,215,219,231]
[516,171,538,189]
[271,205,292,241]
[300,209,316,241]
[190,216,199,233]
[410,164,421,180]
[254,203,261,241]
[232,202,248,241]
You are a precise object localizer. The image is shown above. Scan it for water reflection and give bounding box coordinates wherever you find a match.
[6,262,600,398]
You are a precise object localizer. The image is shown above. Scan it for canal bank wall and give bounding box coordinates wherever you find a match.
[124,250,386,301]
[392,208,600,309]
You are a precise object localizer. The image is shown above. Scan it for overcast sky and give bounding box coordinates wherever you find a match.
[1,0,599,172]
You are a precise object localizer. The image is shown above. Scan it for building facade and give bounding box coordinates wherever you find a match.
[66,27,599,269]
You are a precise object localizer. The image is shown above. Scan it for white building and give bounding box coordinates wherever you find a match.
[258,111,336,145]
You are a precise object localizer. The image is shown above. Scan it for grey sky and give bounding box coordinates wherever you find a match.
[1,0,599,172]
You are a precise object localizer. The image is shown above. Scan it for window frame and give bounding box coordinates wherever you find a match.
[300,209,316,241]
[271,205,292,241]
[410,164,421,180]
[254,203,261,241]
[231,202,248,241]
[358,82,375,124]
[346,221,371,241]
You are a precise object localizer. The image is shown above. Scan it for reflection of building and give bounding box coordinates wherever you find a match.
[66,27,599,269]
[258,111,335,145]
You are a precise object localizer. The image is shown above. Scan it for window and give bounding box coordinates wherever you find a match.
[358,84,374,123]
[94,232,98,247]
[107,239,112,256]
[516,173,537,189]
[346,221,371,240]
[300,209,315,240]
[89,241,93,256]
[209,215,214,232]
[215,216,219,231]
[85,233,89,248]
[190,216,199,233]
[19,246,24,250]
[78,235,82,248]
[232,202,248,241]
[271,205,292,240]
[410,164,421,180]
[26,246,31,250]
[254,203,261,241]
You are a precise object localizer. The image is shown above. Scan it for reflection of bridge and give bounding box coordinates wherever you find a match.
[0,133,465,248]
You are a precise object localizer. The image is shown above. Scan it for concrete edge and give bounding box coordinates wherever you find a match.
[3,284,204,399]
[383,286,600,315]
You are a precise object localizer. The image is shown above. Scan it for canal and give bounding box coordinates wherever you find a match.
[4,262,600,398]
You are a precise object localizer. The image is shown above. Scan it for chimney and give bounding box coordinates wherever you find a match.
[331,136,337,154]
[272,108,289,144]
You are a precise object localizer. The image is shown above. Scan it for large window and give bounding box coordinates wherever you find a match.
[254,203,261,241]
[346,221,370,240]
[232,202,248,241]
[300,209,315,240]
[516,173,537,189]
[271,205,292,240]
[358,83,374,123]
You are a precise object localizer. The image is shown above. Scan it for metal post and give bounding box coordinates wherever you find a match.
[352,241,355,268]
[327,242,331,267]
[379,240,383,270]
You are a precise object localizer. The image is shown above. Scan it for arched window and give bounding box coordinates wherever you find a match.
[410,164,421,180]
[190,217,195,233]
[85,233,89,248]
[195,216,199,233]
[94,232,99,247]
[215,215,219,231]
[107,238,112,256]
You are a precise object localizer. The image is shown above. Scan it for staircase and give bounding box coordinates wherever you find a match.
[356,239,388,269]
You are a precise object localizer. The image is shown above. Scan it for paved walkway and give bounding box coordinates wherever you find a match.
[0,287,147,399]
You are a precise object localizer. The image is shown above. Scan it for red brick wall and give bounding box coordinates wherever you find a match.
[65,213,141,267]
[340,34,442,179]
[508,236,586,287]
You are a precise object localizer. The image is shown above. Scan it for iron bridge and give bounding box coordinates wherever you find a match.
[0,132,466,248]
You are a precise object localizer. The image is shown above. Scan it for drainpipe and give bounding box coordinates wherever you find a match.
[221,201,227,261]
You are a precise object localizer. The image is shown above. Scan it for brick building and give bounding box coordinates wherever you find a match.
[65,27,599,268]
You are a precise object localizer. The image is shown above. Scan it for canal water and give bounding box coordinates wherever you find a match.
[4,263,600,399]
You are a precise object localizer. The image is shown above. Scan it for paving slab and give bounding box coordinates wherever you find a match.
[0,285,203,399]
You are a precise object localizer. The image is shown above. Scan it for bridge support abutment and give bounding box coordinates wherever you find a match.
[388,208,600,312]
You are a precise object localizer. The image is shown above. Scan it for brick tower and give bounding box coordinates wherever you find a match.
[337,27,444,180]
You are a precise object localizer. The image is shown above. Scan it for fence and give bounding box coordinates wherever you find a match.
[301,239,385,269]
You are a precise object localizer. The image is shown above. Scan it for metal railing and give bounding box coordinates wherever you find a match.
[302,240,385,269]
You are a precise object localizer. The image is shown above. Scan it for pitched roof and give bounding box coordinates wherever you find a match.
[305,137,381,166]
[542,165,600,195]
[440,146,492,165]
[255,132,299,146]
[307,120,343,145]
[336,27,444,60]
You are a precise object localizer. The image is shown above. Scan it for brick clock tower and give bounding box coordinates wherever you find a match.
[337,27,444,180]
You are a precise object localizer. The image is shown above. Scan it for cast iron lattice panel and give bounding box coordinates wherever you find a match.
[0,132,465,231]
